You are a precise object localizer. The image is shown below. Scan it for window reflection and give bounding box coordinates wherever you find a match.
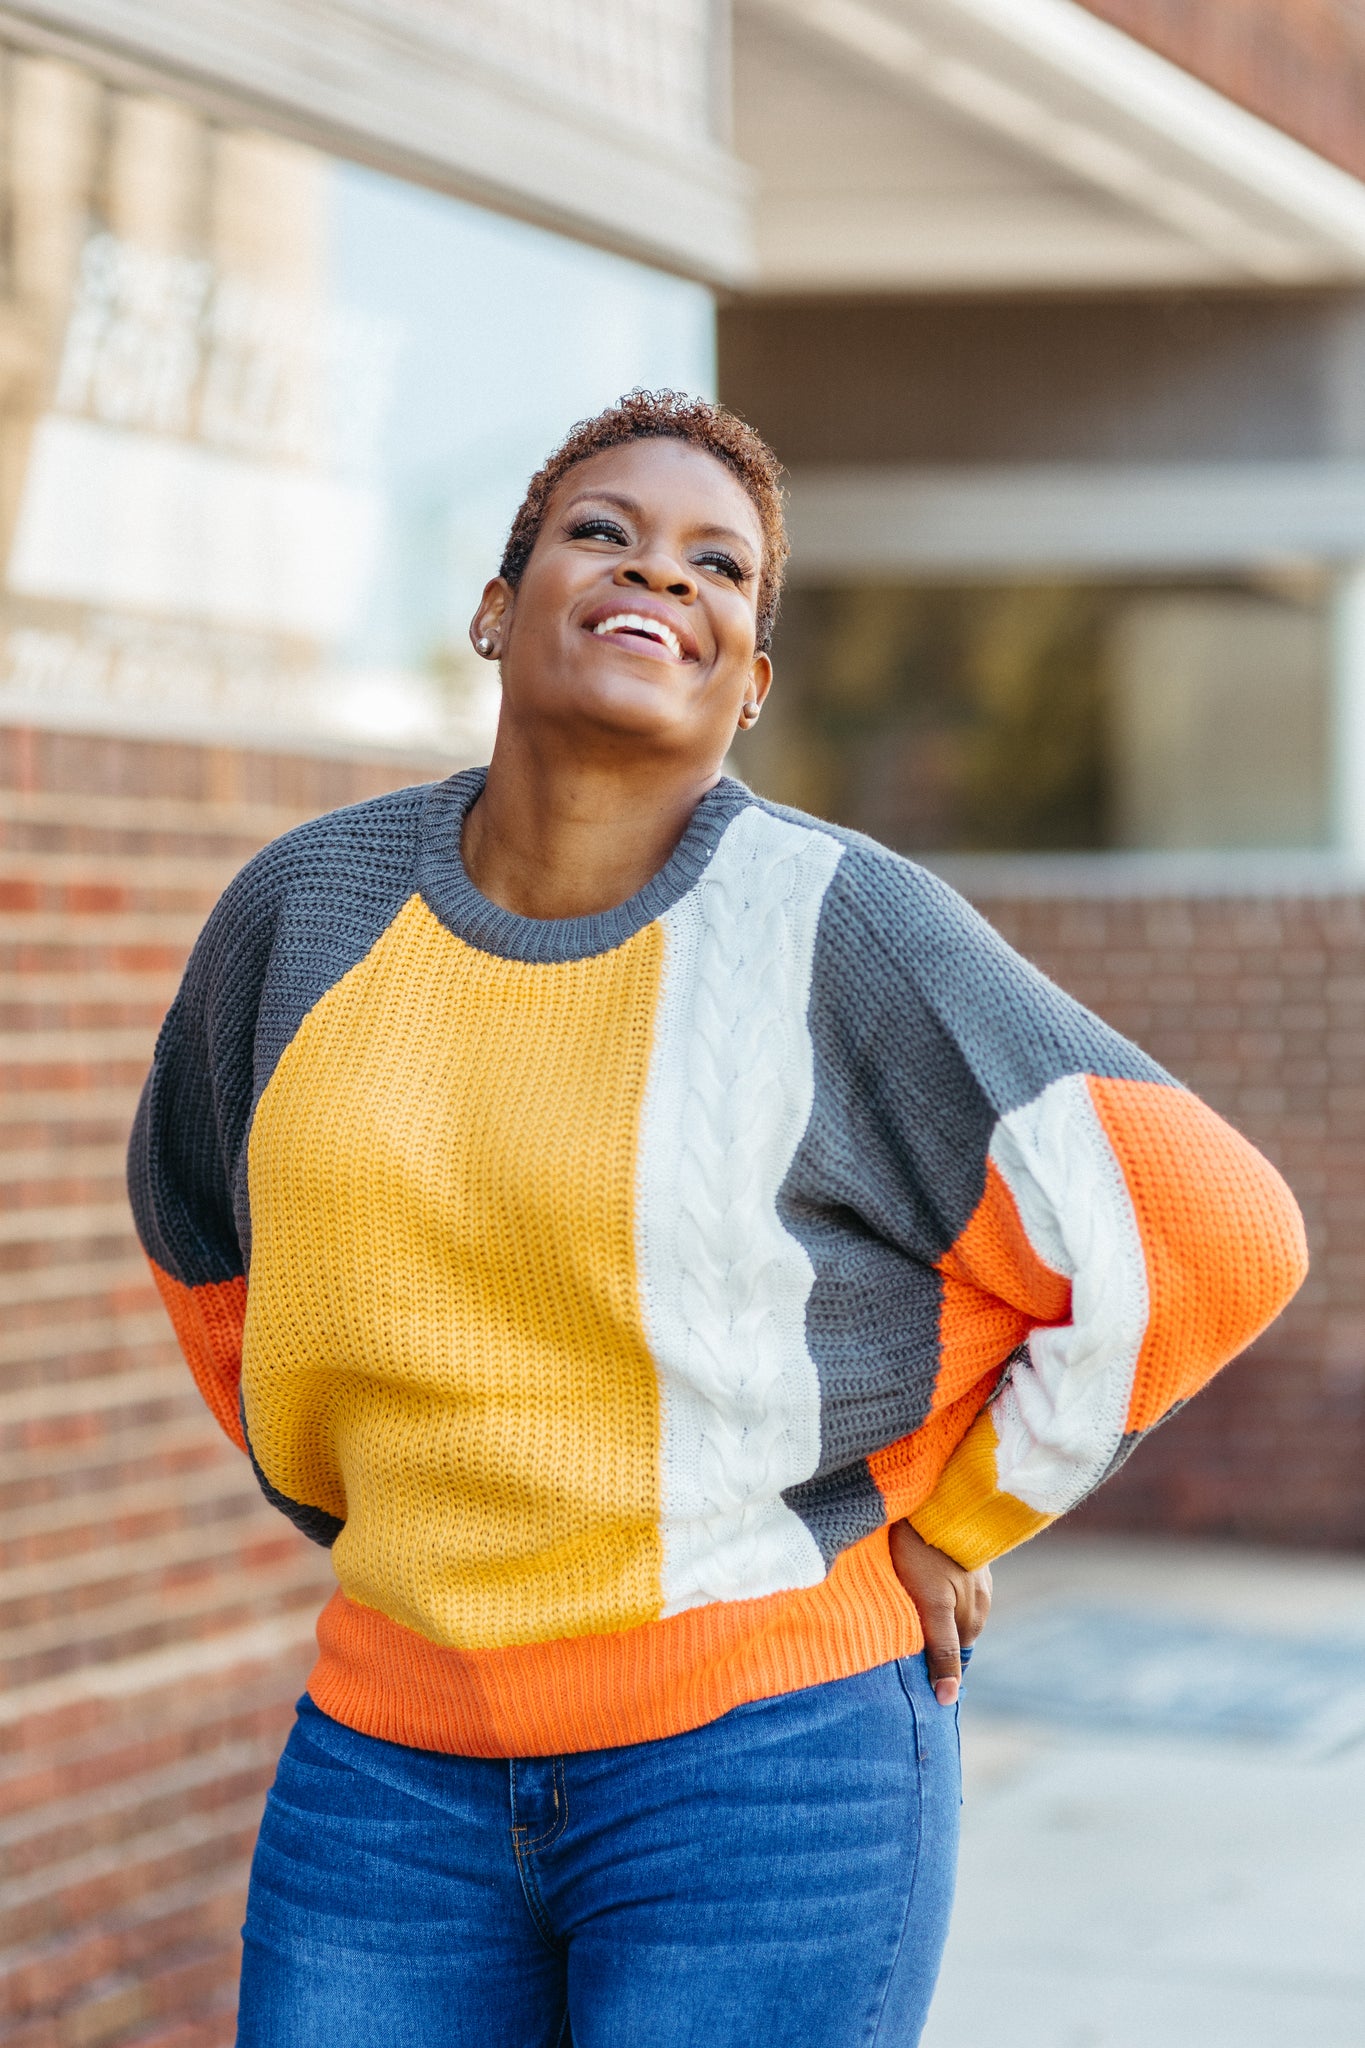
[0,47,713,757]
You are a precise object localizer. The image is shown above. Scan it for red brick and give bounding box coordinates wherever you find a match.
[1080,0,1365,184]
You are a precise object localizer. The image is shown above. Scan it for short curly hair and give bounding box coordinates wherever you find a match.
[499,389,789,653]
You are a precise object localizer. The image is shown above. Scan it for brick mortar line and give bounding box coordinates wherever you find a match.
[0,1860,253,1984]
[0,1358,184,1419]
[0,1031,159,1061]
[0,790,316,835]
[0,1611,320,1730]
[0,916,206,943]
[0,982,180,1007]
[0,1516,303,1606]
[0,1667,315,1786]
[0,1204,136,1247]
[0,1260,155,1312]
[0,1738,281,1853]
[0,853,253,887]
[0,1413,253,1485]
[0,1791,271,1913]
[0,1471,261,1546]
[0,1146,137,1180]
[1,1567,328,1670]
[0,1736,280,1851]
[0,1090,142,1124]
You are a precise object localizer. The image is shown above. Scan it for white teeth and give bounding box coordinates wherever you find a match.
[591,612,683,659]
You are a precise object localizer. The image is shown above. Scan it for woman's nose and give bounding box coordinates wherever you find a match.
[620,559,695,600]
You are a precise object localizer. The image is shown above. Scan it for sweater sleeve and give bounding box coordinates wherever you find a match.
[825,847,1309,1571]
[909,1071,1308,1567]
[126,875,274,1454]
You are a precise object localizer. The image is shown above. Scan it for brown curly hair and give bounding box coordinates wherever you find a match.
[499,389,789,653]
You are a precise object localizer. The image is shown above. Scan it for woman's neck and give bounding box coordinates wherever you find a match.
[460,732,723,921]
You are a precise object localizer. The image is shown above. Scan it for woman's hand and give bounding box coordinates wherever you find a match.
[888,1520,992,1707]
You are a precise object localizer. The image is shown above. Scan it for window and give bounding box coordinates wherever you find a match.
[749,575,1329,852]
[0,44,714,757]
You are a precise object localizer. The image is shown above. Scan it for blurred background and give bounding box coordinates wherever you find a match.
[1,1,1364,2041]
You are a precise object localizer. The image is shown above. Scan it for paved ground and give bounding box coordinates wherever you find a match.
[921,1534,1365,2048]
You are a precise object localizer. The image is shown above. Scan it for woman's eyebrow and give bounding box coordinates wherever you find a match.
[562,489,641,517]
[689,523,757,553]
[562,490,757,554]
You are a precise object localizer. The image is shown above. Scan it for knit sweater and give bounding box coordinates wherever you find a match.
[128,769,1307,1757]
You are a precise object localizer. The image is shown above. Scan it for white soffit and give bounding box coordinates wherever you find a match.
[785,462,1365,575]
[738,0,1365,290]
[2,0,753,286]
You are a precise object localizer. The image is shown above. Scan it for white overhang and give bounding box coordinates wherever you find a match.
[736,0,1365,291]
[1,0,753,286]
[13,1,1365,302]
[785,462,1365,576]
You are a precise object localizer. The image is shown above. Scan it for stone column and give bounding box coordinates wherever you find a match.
[1331,562,1365,859]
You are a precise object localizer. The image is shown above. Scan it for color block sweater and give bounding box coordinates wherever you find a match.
[128,770,1307,1756]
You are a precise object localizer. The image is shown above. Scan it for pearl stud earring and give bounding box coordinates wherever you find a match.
[476,634,493,656]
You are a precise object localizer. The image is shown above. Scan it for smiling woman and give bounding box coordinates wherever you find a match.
[460,404,780,921]
[128,390,1309,2048]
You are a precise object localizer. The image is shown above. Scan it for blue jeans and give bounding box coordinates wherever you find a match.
[237,1654,961,2047]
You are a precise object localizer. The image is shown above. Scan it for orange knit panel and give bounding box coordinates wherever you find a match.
[934,1157,1072,1408]
[867,1377,998,1523]
[1087,1076,1309,1433]
[307,1529,923,1757]
[148,1262,248,1452]
[866,1164,1072,1525]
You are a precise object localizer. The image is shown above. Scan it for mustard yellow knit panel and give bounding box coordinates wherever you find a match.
[243,893,666,1650]
[909,1408,1053,1569]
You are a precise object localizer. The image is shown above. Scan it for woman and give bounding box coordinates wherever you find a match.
[129,390,1307,2046]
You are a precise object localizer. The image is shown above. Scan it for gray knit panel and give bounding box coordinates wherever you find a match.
[773,827,1165,1495]
[781,1458,889,1566]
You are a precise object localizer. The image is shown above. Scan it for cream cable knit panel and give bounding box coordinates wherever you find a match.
[987,1074,1150,1514]
[637,807,843,1614]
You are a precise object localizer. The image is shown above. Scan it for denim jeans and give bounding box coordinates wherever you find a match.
[237,1653,961,2047]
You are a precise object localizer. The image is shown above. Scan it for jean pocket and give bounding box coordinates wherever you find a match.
[897,1653,967,1815]
[897,1654,964,1807]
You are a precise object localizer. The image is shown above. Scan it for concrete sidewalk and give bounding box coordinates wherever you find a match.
[921,1535,1365,2048]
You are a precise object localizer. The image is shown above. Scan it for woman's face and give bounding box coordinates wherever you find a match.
[472,437,772,768]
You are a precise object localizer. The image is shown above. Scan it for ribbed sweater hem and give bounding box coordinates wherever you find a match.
[306,1528,924,1757]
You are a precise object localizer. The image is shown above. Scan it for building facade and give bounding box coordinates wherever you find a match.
[4,2,1365,2039]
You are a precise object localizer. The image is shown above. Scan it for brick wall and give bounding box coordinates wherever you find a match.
[1080,0,1365,184]
[939,863,1365,1552]
[0,725,443,2048]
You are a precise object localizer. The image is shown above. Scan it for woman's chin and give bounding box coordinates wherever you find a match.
[539,677,699,745]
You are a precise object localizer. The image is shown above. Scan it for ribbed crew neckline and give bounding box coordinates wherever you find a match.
[417,767,754,964]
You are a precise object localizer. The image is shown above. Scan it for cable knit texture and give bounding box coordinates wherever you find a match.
[128,769,1309,1755]
[638,807,842,1614]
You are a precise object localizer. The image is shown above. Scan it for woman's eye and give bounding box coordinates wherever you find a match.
[568,517,629,544]
[696,550,746,584]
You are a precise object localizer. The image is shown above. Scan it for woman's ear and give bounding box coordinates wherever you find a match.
[737,651,773,729]
[469,578,513,660]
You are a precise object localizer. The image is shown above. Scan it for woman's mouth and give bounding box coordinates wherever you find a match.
[588,612,688,662]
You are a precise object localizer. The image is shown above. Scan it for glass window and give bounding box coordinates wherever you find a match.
[0,45,714,757]
[749,574,1330,853]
